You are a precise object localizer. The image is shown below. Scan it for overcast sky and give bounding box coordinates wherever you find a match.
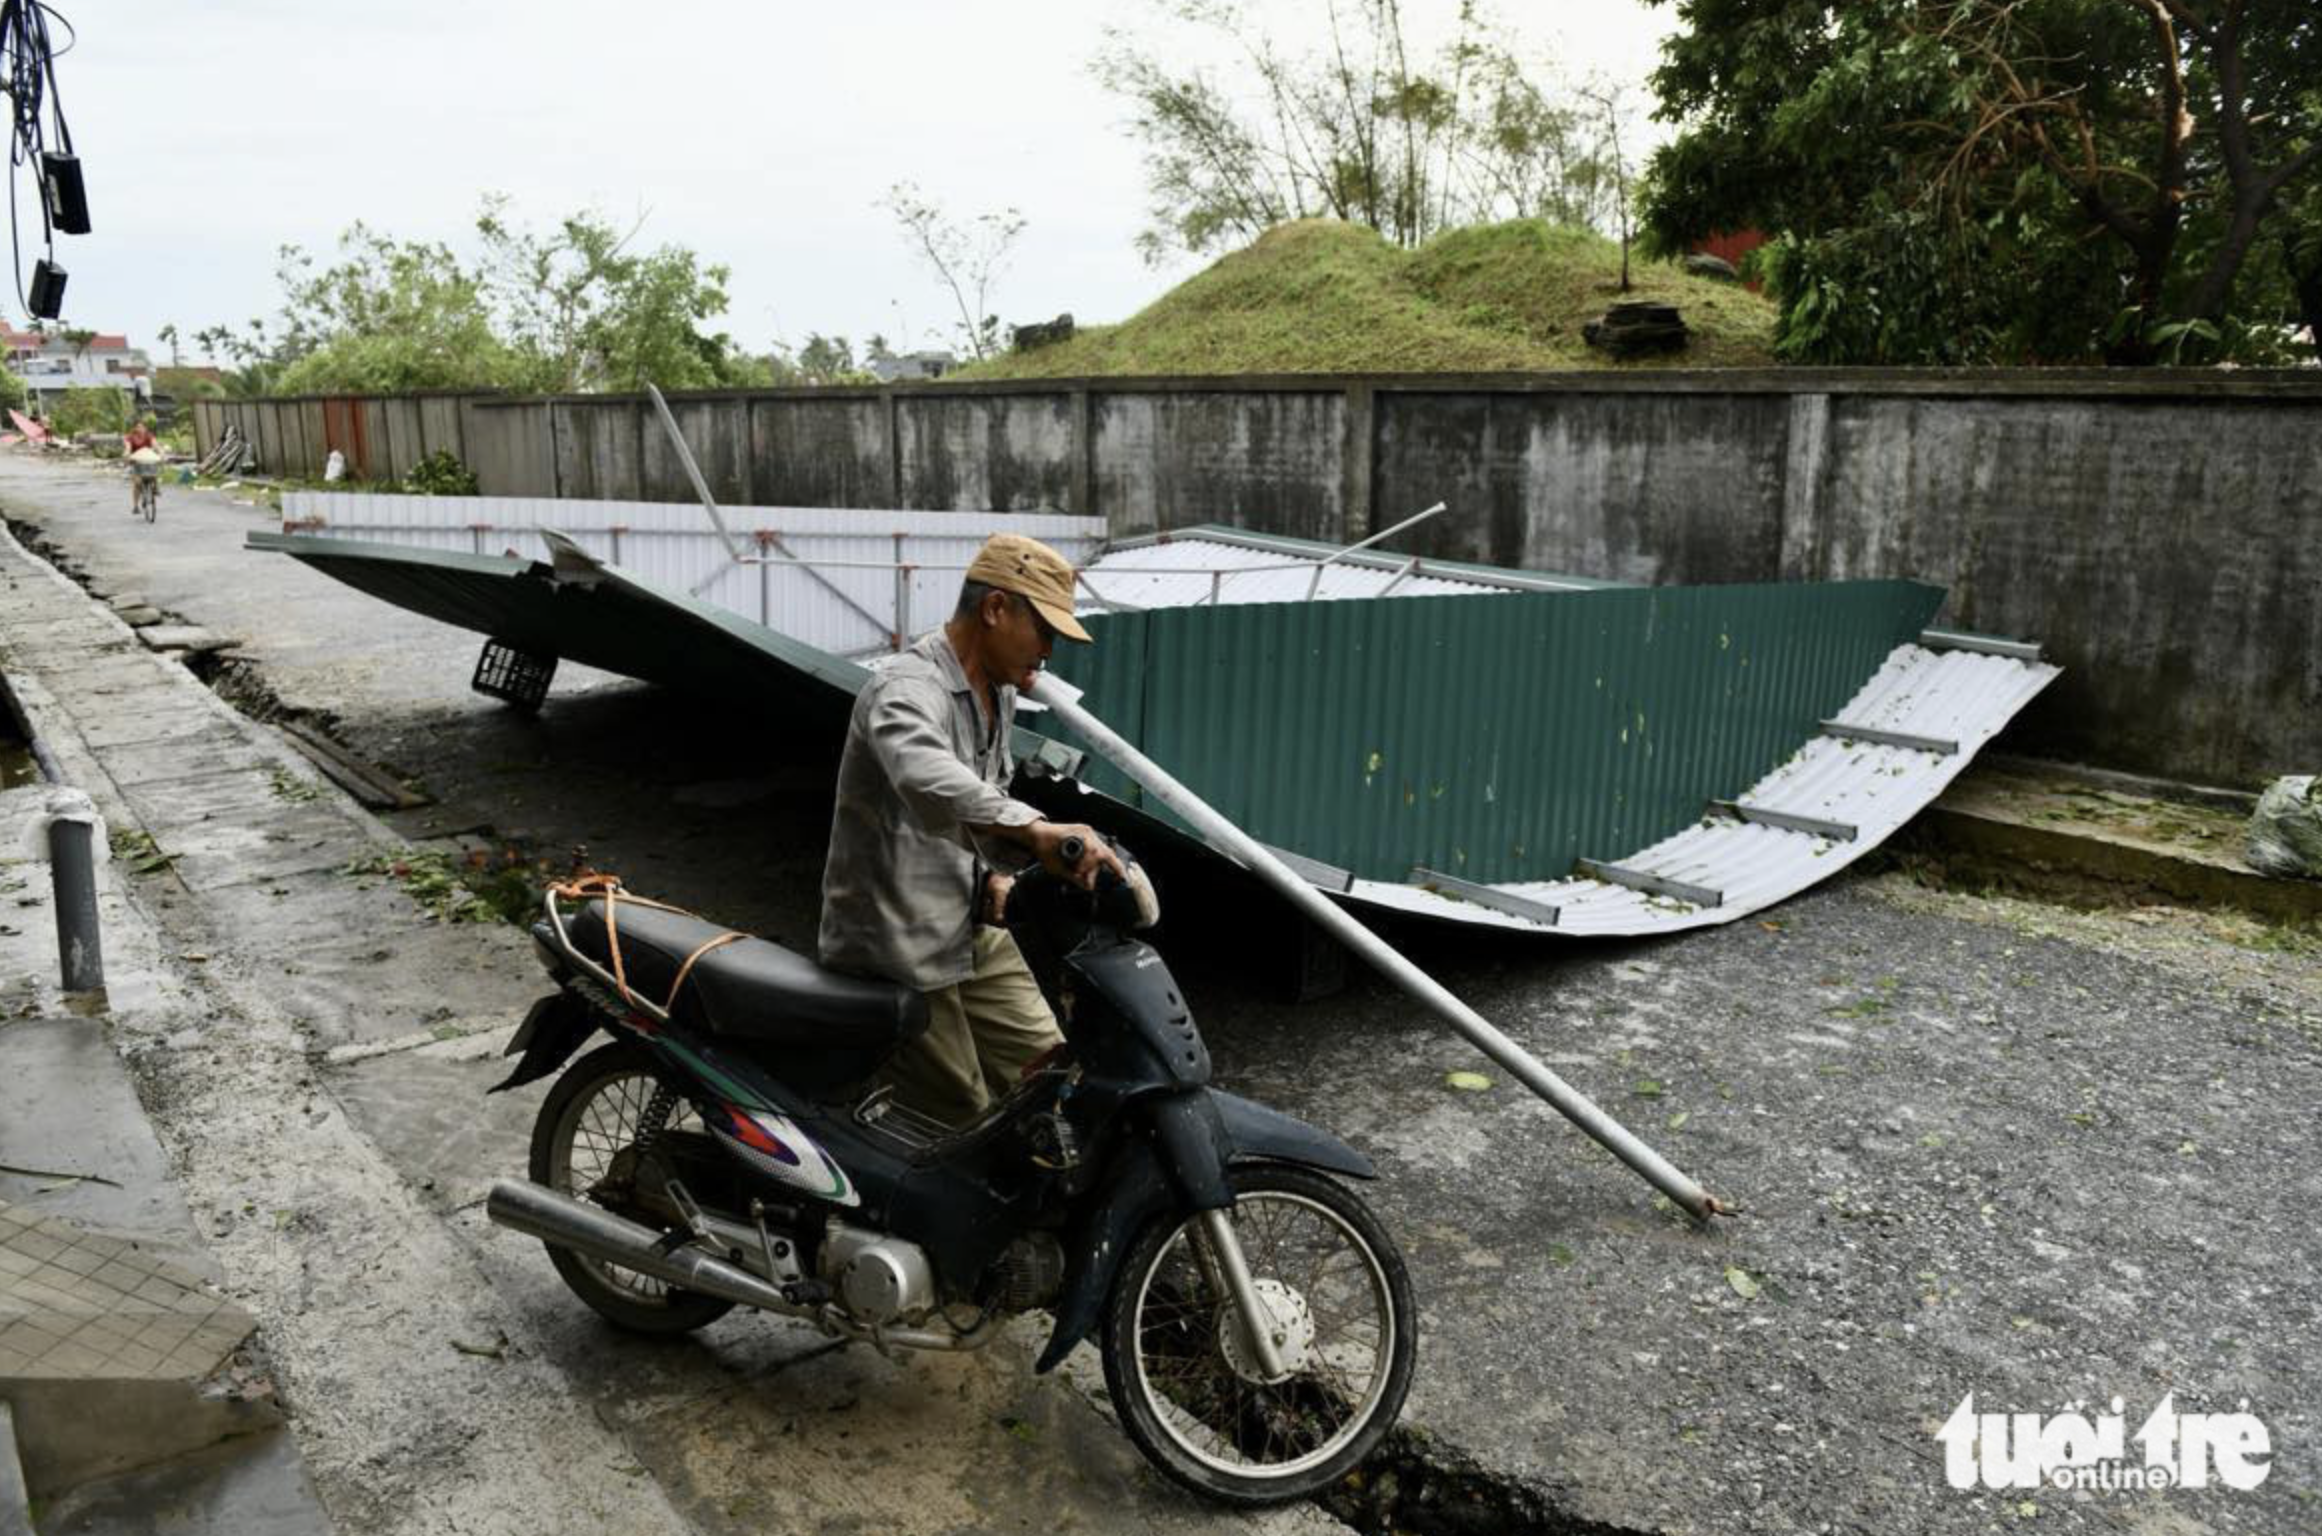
[41,1,1678,365]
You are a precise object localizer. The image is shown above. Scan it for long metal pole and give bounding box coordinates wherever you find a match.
[1030,678,1729,1222]
[645,384,747,567]
[1306,501,1446,599]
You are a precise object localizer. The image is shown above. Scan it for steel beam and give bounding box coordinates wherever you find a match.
[1708,799,1859,843]
[1408,867,1561,927]
[1575,857,1724,910]
[1820,720,1959,755]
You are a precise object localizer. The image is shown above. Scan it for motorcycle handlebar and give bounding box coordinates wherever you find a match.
[1054,832,1124,892]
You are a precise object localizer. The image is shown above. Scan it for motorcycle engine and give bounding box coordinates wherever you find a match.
[986,1232,1065,1311]
[820,1221,937,1326]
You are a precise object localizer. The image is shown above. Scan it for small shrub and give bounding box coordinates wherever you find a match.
[402,449,480,496]
[49,385,132,437]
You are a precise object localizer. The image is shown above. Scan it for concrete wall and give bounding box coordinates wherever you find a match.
[193,372,2322,785]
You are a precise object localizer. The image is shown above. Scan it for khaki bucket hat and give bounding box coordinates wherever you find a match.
[965,533,1092,643]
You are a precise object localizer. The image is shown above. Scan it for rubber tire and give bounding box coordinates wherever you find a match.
[1099,1162,1416,1505]
[527,1041,735,1335]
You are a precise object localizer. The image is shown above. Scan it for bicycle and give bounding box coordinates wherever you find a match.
[130,455,160,522]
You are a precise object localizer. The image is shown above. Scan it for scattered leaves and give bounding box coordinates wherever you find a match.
[109,828,176,875]
[1444,1070,1493,1093]
[1724,1266,1761,1300]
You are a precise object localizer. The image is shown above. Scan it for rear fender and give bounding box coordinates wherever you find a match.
[1032,1089,1374,1373]
[487,991,601,1094]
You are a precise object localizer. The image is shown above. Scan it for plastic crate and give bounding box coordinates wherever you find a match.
[470,638,558,710]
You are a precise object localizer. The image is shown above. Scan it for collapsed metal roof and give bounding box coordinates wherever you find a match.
[253,494,2058,938]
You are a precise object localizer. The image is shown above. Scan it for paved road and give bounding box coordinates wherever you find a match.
[0,454,1344,1536]
[5,452,2319,1535]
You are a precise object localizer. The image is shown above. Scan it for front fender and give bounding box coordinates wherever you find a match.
[1032,1088,1374,1373]
[1213,1089,1375,1180]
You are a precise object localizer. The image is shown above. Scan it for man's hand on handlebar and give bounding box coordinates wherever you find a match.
[1027,821,1124,890]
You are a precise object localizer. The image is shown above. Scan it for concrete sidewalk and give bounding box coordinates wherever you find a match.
[0,767,320,1525]
[4,448,2318,1535]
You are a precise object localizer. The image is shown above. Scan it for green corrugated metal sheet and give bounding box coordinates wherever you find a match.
[1045,581,1944,883]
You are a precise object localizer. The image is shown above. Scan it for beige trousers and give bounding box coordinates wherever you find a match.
[881,927,1063,1125]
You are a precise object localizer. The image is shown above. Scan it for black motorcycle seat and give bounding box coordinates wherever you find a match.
[562,899,928,1054]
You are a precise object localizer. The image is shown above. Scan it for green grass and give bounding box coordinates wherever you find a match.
[956,218,1775,380]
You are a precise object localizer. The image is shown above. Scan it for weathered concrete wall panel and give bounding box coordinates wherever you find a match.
[1376,391,1790,583]
[641,397,750,507]
[1092,392,1343,541]
[1788,394,2322,783]
[897,394,1074,511]
[465,403,554,498]
[553,401,646,503]
[295,401,328,478]
[251,403,283,479]
[750,396,891,508]
[419,397,469,467]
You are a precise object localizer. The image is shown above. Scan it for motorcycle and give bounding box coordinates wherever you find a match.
[483,836,1415,1504]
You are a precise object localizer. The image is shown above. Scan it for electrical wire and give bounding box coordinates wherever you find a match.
[0,1,78,317]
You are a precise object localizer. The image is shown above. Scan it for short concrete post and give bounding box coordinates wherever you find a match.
[30,788,104,994]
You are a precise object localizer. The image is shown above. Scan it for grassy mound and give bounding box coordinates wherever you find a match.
[956,219,1775,379]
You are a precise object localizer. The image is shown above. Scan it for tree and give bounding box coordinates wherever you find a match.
[766,332,874,385]
[1095,0,1617,262]
[265,225,517,394]
[476,198,764,393]
[1578,80,1642,291]
[202,198,768,396]
[880,183,1025,361]
[1640,0,2322,364]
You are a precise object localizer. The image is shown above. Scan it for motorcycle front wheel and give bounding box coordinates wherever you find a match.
[1099,1163,1416,1505]
[528,1041,735,1335]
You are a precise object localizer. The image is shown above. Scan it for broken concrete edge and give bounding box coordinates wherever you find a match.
[1902,807,2322,926]
[1,1368,283,1501]
[1979,751,2262,815]
[1318,1422,1653,1536]
[0,518,416,869]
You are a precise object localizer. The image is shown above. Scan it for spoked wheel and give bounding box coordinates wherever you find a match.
[138,477,157,522]
[1100,1163,1415,1504]
[527,1041,734,1334]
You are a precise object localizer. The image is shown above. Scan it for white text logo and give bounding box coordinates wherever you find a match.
[1937,1393,2271,1493]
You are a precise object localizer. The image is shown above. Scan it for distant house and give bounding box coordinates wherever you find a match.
[867,350,956,383]
[2,327,155,406]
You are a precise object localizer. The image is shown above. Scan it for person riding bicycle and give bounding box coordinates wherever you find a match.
[123,417,161,516]
[818,532,1122,1125]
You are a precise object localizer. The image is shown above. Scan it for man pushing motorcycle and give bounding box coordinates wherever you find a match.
[818,532,1125,1124]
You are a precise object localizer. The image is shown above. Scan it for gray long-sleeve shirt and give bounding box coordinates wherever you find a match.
[818,630,1042,990]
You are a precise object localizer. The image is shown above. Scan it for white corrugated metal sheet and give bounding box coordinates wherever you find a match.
[1336,644,2059,934]
[1077,534,1519,609]
[279,492,1105,658]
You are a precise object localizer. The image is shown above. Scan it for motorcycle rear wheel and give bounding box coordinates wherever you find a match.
[1099,1163,1415,1505]
[528,1041,735,1335]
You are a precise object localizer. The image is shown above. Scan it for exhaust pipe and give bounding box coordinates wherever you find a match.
[486,1178,797,1314]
